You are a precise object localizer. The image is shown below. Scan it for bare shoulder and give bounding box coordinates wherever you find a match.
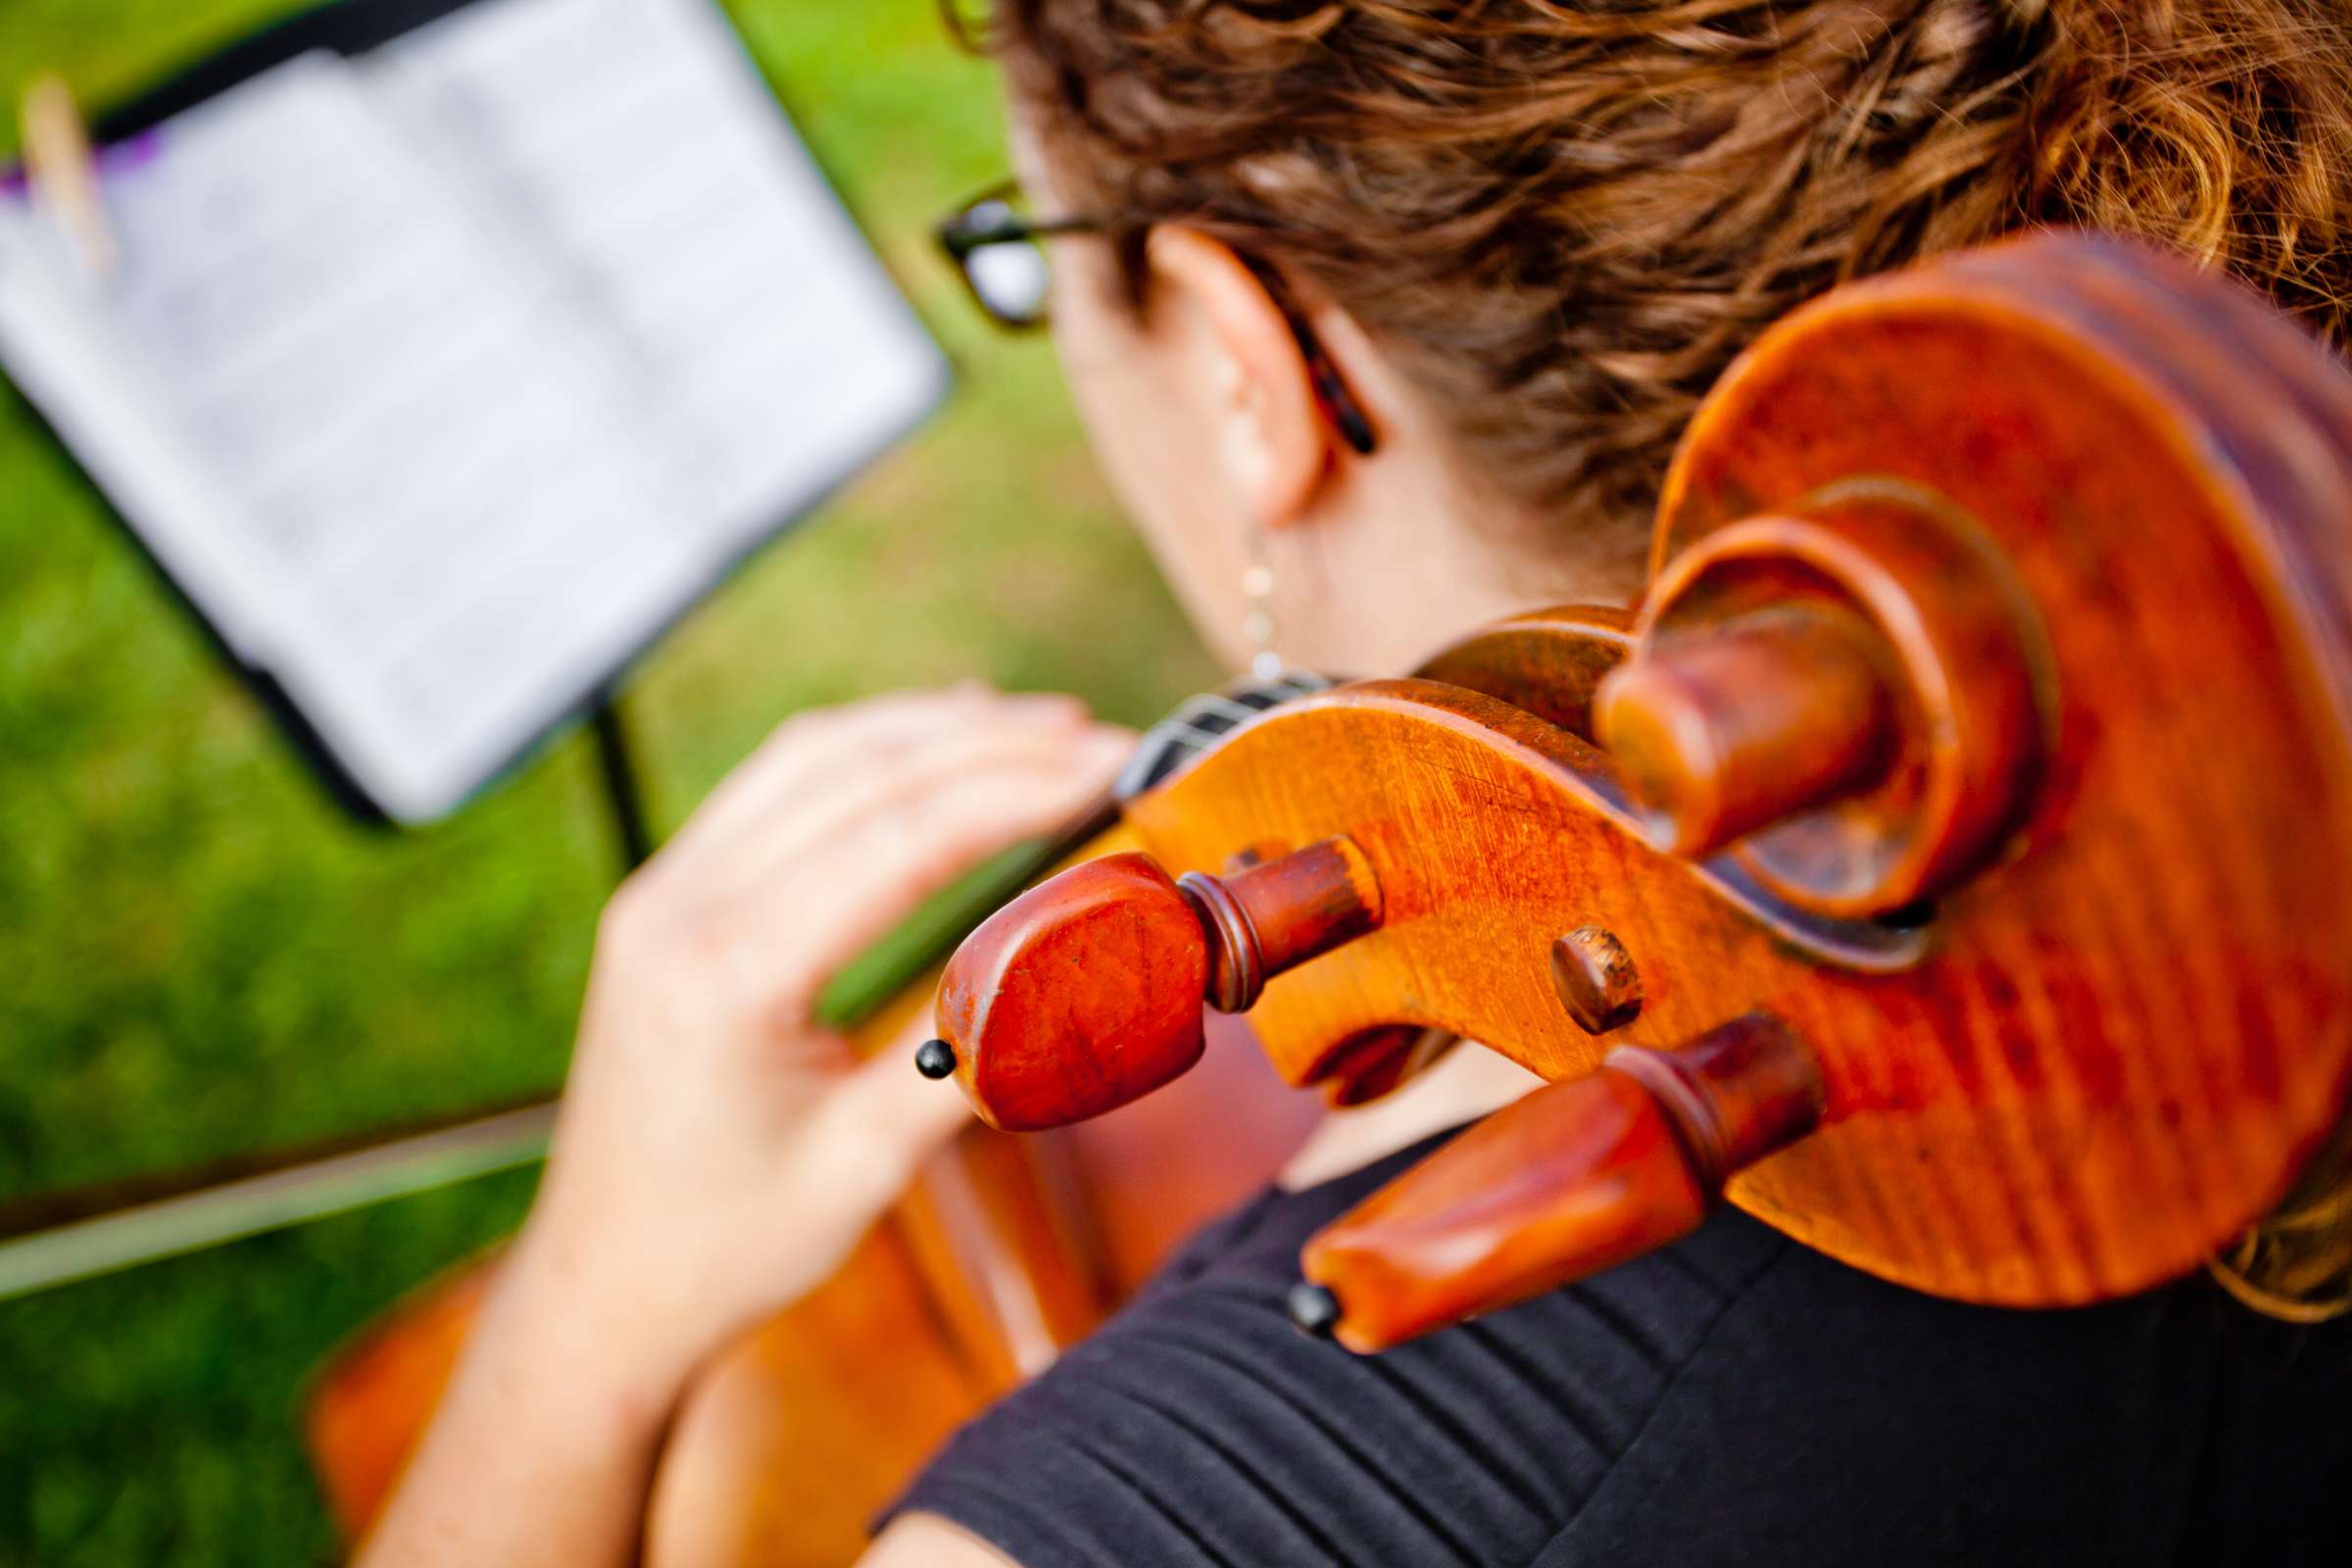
[860,1511,1024,1568]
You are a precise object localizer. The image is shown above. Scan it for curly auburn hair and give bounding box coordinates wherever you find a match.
[957,0,2352,1317]
[965,0,2352,583]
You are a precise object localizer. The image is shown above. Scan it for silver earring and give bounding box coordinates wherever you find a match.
[1242,524,1282,682]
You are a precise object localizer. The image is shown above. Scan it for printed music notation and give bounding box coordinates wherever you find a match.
[0,0,947,820]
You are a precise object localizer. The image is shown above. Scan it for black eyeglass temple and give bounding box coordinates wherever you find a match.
[1309,353,1379,456]
[939,185,1377,454]
[1251,258,1377,456]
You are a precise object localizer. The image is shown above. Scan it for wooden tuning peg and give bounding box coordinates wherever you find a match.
[1593,501,2048,917]
[1594,600,1898,860]
[1294,1015,1823,1352]
[928,840,1381,1131]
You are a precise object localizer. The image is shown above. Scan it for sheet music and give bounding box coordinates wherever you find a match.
[373,0,947,535]
[0,0,947,821]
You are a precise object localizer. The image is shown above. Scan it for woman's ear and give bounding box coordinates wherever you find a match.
[1145,225,1338,529]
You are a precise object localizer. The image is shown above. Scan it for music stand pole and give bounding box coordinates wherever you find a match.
[590,692,656,872]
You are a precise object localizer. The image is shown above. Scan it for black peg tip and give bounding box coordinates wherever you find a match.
[1286,1281,1343,1340]
[914,1038,958,1080]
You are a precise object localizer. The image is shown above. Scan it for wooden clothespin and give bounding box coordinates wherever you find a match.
[19,73,116,278]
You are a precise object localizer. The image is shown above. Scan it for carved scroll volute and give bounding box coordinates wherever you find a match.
[932,841,1382,1132]
[1593,490,2054,919]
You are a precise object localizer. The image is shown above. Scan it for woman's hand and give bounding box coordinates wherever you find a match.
[358,684,1132,1568]
[514,683,1134,1396]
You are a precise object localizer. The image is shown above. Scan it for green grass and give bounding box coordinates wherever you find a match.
[0,3,1216,1560]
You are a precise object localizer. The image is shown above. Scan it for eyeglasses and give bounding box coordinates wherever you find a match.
[936,179,1378,456]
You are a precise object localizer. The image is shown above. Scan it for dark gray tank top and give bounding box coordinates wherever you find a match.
[886,1125,2350,1566]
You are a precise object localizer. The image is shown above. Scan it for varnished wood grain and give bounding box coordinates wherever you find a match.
[1304,1065,1704,1351]
[937,853,1209,1132]
[1302,1015,1822,1350]
[1595,597,1897,861]
[305,1253,497,1539]
[1022,234,2352,1310]
[1411,605,1636,738]
[1606,489,2053,915]
[644,1217,1003,1568]
[1213,836,1382,1003]
[941,839,1383,1128]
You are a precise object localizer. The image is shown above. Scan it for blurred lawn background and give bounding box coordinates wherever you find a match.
[0,1,1216,1559]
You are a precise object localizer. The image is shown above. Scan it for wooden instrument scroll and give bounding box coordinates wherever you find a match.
[936,233,2352,1349]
